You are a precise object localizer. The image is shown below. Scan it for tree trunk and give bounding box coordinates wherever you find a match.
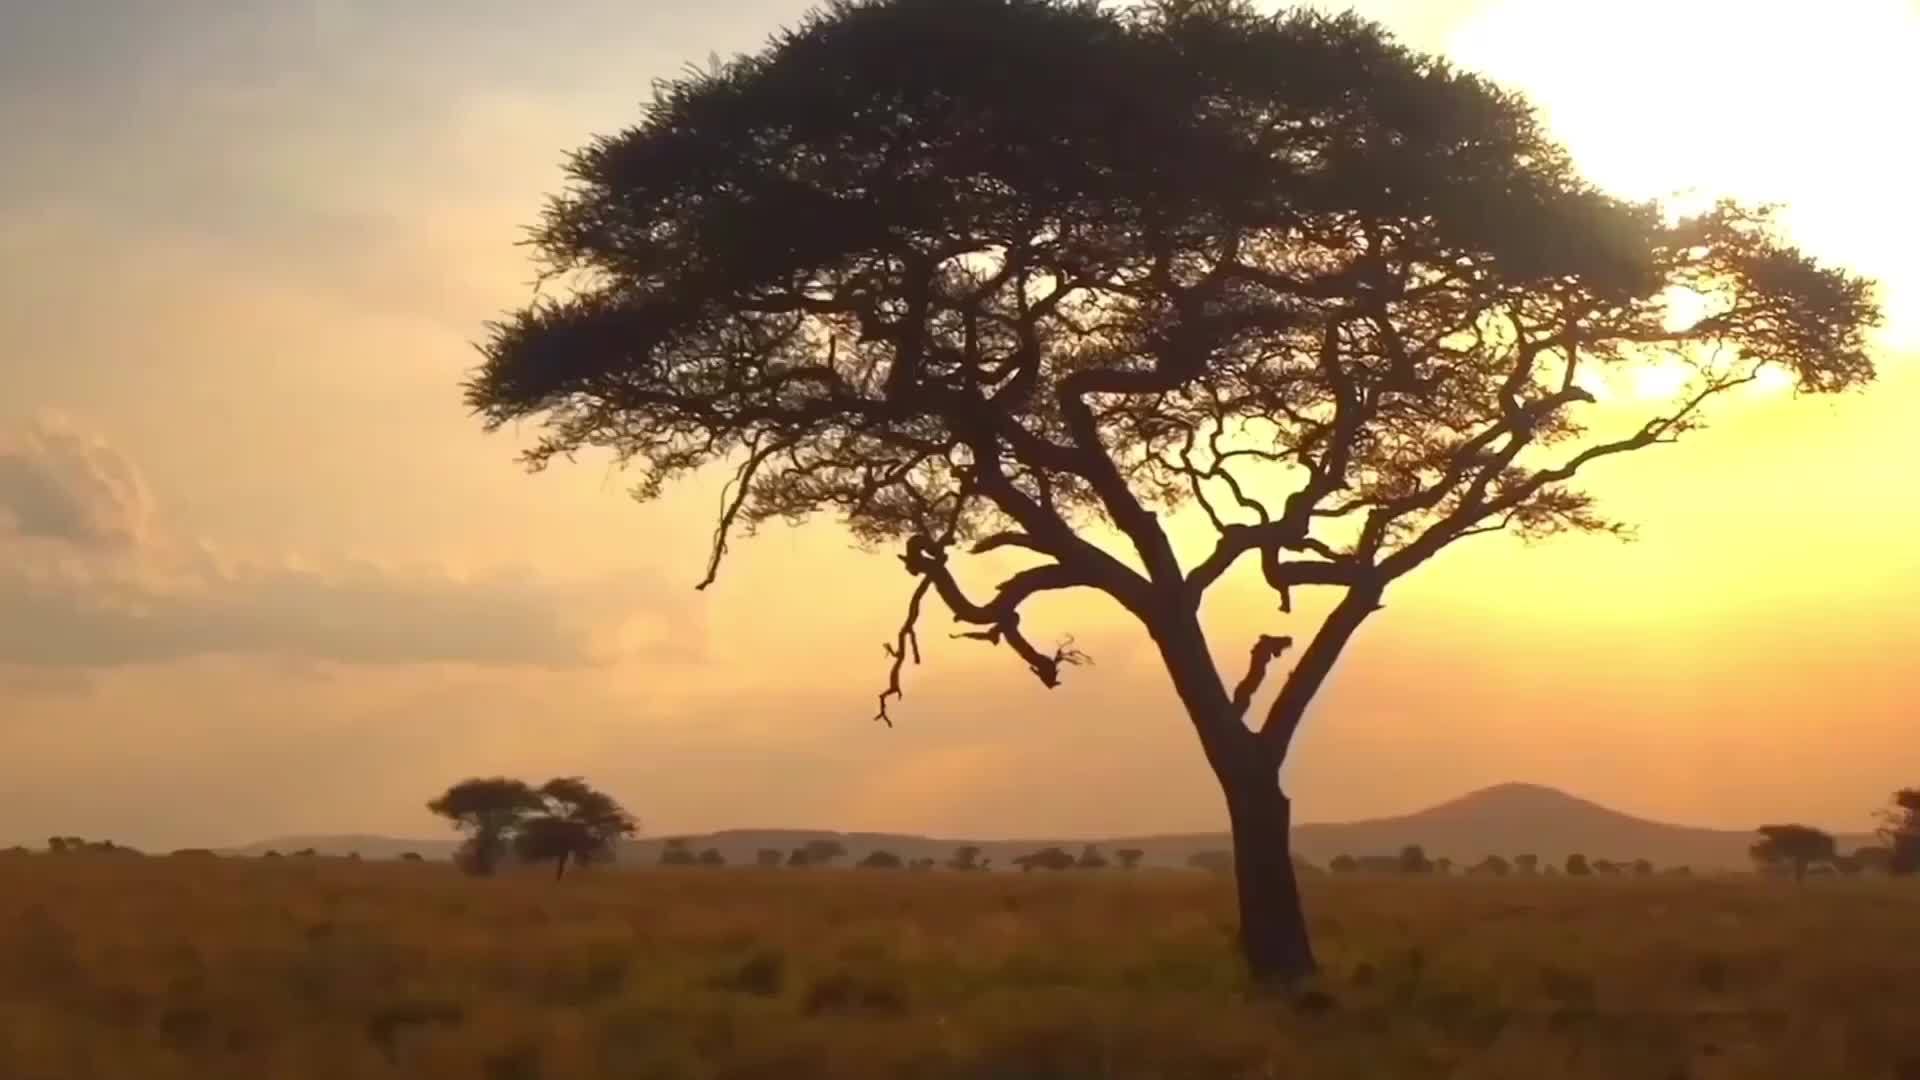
[554,851,569,881]
[1222,766,1315,986]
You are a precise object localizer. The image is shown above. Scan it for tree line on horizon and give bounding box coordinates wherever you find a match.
[14,786,1914,879]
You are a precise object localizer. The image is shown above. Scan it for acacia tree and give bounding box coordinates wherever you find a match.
[1751,824,1836,881]
[465,0,1879,981]
[428,777,543,877]
[514,776,639,880]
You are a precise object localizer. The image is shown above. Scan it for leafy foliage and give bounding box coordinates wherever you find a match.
[427,778,544,877]
[1750,824,1836,880]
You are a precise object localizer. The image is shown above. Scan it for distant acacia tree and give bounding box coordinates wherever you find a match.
[803,839,848,867]
[1433,857,1453,876]
[1514,855,1539,876]
[1564,854,1591,877]
[698,847,727,866]
[1879,788,1920,875]
[1329,854,1357,874]
[428,777,543,877]
[1592,858,1620,877]
[1470,855,1510,877]
[1015,847,1078,872]
[858,850,904,869]
[947,845,984,872]
[1751,824,1836,881]
[756,848,784,868]
[1076,844,1109,870]
[400,852,425,863]
[466,0,1880,981]
[515,777,640,880]
[660,837,699,867]
[1115,848,1145,871]
[1630,858,1653,878]
[1398,845,1431,875]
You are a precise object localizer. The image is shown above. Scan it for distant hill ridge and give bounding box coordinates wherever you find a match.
[224,783,1878,871]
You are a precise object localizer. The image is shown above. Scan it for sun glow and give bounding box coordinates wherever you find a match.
[1446,0,1919,350]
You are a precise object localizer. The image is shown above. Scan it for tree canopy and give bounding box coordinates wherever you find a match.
[513,776,640,879]
[464,0,1881,982]
[427,777,544,876]
[1751,824,1837,880]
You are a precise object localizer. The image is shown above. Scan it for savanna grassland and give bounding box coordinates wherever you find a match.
[2,855,1915,1080]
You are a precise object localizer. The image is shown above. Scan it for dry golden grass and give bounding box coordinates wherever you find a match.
[1,854,1915,1079]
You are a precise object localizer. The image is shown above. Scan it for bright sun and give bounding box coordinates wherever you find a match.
[1444,0,1918,353]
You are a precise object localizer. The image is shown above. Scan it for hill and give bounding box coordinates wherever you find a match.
[227,783,1878,871]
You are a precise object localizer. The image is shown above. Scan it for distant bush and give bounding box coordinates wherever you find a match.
[1329,854,1357,874]
[858,850,903,869]
[659,838,698,867]
[756,848,783,868]
[946,845,984,872]
[1564,854,1591,877]
[1398,845,1431,874]
[697,848,726,867]
[400,852,425,863]
[1115,848,1145,870]
[1075,845,1108,870]
[1015,847,1076,872]
[1470,855,1510,877]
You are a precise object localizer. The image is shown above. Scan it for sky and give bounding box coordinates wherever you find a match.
[1,0,1914,851]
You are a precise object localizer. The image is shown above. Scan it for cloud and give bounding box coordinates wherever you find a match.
[0,414,152,548]
[0,412,696,670]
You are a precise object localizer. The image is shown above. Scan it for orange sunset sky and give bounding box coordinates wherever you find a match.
[1,0,1914,850]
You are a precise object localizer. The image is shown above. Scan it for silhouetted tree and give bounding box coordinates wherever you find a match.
[698,847,727,866]
[1076,844,1109,870]
[466,0,1880,982]
[802,839,848,867]
[1115,847,1145,871]
[1015,847,1077,872]
[1471,855,1510,877]
[947,845,984,872]
[660,837,699,867]
[858,850,904,869]
[1751,824,1836,881]
[1398,845,1432,875]
[1631,858,1654,878]
[1880,788,1920,875]
[787,847,810,867]
[757,848,784,868]
[401,852,425,863]
[515,777,640,880]
[428,777,543,877]
[1592,858,1620,877]
[1565,854,1591,877]
[1433,857,1453,876]
[262,850,282,859]
[909,857,936,872]
[1329,854,1357,874]
[292,848,317,858]
[1514,854,1539,876]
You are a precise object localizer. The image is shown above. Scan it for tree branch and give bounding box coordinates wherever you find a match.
[1229,634,1293,721]
[872,575,934,727]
